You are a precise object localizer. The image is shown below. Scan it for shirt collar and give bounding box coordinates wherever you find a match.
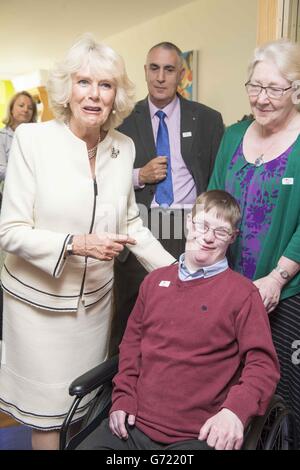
[178,254,228,281]
[148,95,179,120]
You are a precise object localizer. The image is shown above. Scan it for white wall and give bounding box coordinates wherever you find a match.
[1,0,258,125]
[103,0,258,125]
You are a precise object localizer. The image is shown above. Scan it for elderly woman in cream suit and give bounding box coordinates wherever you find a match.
[0,35,175,450]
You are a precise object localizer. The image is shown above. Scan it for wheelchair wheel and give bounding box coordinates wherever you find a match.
[262,409,295,450]
[243,395,296,450]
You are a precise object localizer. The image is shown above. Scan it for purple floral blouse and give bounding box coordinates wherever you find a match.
[225,141,293,280]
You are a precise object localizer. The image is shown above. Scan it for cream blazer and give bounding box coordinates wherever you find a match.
[0,120,175,311]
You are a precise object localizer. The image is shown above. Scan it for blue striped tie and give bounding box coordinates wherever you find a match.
[155,110,174,207]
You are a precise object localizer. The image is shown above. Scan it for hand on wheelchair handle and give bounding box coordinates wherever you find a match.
[198,408,244,450]
[109,410,136,440]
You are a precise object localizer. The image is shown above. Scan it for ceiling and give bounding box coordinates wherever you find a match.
[0,0,194,76]
[0,0,193,46]
[2,0,193,36]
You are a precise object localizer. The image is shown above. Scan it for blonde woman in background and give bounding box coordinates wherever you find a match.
[0,91,37,182]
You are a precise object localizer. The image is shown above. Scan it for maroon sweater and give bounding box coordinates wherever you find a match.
[111,265,280,443]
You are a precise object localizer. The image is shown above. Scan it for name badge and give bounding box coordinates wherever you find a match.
[282,178,294,185]
[182,131,192,138]
[159,280,171,287]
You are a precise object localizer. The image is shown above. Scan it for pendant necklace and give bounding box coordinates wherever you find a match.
[254,154,264,167]
[254,132,275,167]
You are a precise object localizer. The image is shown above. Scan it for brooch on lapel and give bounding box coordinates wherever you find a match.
[111,147,120,158]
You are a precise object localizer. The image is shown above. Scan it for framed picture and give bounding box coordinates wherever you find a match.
[177,50,198,101]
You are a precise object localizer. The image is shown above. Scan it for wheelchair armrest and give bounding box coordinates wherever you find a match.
[69,355,119,398]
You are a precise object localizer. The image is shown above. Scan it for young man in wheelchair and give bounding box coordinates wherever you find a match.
[79,190,280,451]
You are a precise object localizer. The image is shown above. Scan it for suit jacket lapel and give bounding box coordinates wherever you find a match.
[180,95,198,167]
[135,97,156,163]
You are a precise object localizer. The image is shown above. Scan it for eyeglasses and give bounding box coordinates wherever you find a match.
[192,221,233,241]
[245,82,292,99]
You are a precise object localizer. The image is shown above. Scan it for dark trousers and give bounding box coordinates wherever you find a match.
[77,418,213,450]
[109,209,187,355]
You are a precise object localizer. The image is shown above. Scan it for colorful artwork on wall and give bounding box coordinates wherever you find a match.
[177,50,198,101]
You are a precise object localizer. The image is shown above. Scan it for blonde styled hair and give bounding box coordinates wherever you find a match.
[47,33,135,130]
[192,190,241,229]
[247,39,300,110]
[3,91,37,128]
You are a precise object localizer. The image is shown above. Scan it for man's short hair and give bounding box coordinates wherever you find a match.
[192,190,241,229]
[148,42,183,67]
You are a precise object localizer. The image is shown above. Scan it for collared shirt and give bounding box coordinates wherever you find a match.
[133,96,197,208]
[178,253,228,281]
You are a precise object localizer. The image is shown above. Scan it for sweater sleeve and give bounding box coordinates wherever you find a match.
[0,126,69,278]
[278,165,300,263]
[209,112,225,178]
[221,289,280,427]
[207,130,228,191]
[282,220,300,262]
[110,278,147,416]
[208,121,251,191]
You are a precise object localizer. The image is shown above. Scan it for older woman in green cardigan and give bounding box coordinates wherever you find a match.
[208,39,300,448]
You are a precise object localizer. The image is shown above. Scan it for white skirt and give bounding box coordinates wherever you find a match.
[0,291,112,430]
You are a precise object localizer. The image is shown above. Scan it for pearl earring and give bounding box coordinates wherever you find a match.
[112,109,116,115]
[63,103,68,109]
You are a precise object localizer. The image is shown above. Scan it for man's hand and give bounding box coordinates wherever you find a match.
[253,274,283,314]
[198,408,244,450]
[109,410,136,439]
[139,157,167,185]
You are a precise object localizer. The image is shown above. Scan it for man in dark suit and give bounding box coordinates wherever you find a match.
[110,42,224,353]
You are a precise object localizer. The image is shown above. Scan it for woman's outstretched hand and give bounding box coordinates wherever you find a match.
[72,233,136,261]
